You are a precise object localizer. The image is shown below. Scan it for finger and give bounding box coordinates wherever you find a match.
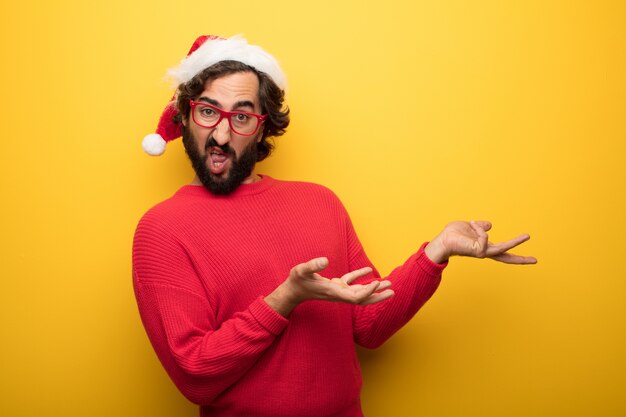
[472,220,492,232]
[348,279,391,295]
[325,279,377,298]
[326,281,380,304]
[293,257,329,277]
[331,279,391,302]
[376,280,392,291]
[341,267,373,285]
[359,289,395,305]
[490,252,538,264]
[469,221,489,257]
[350,281,381,302]
[486,234,530,257]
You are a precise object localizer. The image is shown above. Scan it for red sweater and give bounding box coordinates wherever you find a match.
[132,176,446,417]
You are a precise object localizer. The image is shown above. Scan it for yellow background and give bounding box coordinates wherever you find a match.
[1,0,625,416]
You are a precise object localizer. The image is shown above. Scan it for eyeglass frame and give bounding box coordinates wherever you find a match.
[189,100,268,136]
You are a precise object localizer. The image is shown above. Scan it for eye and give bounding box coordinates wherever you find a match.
[200,107,217,117]
[234,113,250,122]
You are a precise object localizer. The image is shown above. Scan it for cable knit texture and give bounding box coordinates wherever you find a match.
[132,175,446,417]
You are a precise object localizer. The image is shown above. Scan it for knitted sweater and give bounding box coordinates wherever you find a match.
[132,176,446,417]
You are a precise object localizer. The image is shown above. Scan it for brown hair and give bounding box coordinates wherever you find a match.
[174,60,290,161]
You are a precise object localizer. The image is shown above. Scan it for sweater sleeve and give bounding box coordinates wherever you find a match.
[343,211,447,349]
[132,214,289,405]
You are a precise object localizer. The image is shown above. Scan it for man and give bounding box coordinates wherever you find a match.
[133,35,536,417]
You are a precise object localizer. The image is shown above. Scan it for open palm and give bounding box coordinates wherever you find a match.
[436,220,537,264]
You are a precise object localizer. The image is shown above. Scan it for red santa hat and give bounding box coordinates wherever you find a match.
[142,35,287,156]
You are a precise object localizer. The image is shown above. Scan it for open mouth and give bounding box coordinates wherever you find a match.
[207,147,230,175]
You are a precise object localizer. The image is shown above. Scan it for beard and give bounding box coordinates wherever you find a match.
[182,128,259,195]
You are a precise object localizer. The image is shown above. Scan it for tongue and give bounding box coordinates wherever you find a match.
[209,153,229,175]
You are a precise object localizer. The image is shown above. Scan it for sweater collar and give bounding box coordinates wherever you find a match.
[176,174,276,199]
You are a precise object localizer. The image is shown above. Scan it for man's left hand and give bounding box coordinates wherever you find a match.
[424,220,537,265]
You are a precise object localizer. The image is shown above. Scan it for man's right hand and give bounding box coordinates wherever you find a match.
[264,258,395,317]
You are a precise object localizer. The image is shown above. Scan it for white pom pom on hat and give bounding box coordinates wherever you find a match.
[142,35,287,156]
[142,133,167,156]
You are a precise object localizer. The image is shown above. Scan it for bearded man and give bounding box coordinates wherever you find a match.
[133,35,536,417]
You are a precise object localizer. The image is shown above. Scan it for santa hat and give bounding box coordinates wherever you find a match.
[142,35,287,156]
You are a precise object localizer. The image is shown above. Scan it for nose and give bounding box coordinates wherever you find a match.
[211,117,231,145]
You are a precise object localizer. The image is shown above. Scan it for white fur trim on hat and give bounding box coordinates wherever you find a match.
[167,35,287,91]
[142,133,167,156]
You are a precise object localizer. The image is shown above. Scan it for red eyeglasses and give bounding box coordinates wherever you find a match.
[189,100,267,136]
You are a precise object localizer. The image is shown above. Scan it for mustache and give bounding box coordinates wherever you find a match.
[205,138,235,156]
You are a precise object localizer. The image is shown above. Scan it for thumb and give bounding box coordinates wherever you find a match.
[294,257,329,277]
[472,220,492,232]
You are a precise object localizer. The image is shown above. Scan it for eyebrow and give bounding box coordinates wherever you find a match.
[196,96,220,107]
[197,97,256,112]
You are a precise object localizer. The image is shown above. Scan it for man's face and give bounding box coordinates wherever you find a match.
[182,71,264,195]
